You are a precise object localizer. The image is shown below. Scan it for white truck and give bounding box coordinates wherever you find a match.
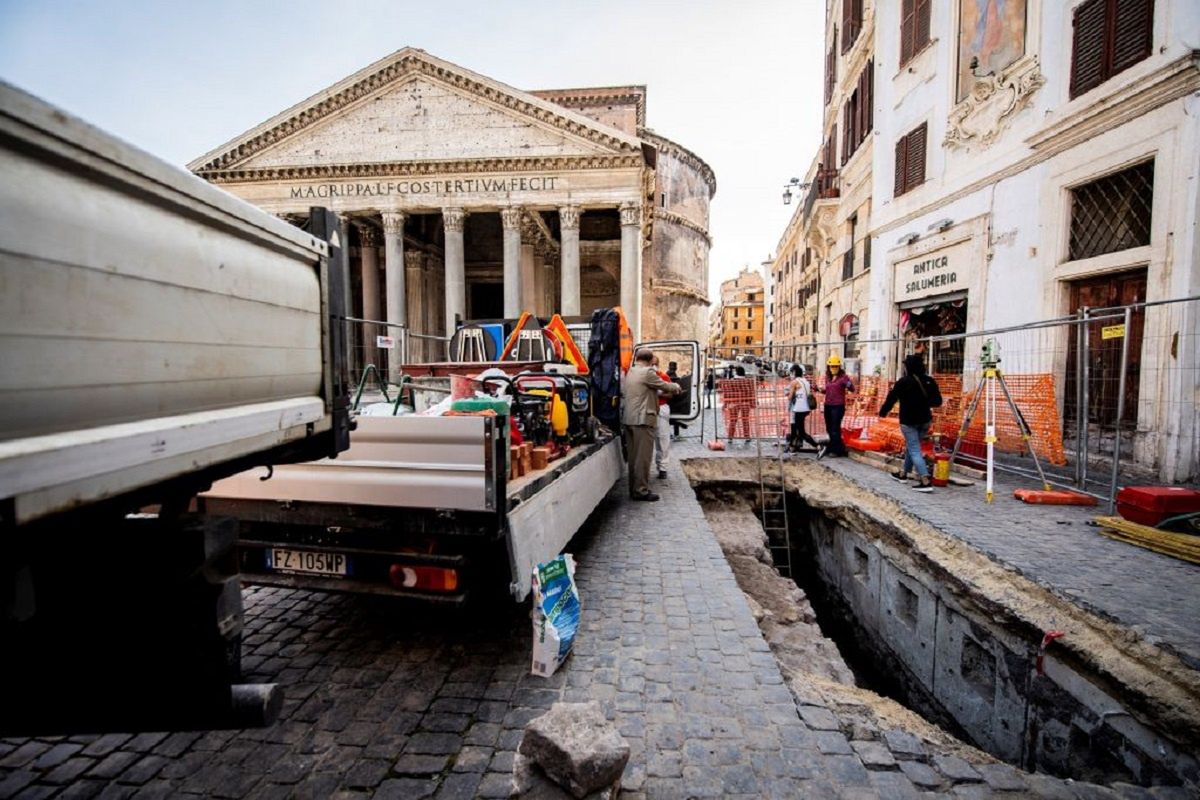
[0,83,351,733]
[200,343,701,605]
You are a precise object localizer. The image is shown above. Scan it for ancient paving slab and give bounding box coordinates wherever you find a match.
[683,408,1200,671]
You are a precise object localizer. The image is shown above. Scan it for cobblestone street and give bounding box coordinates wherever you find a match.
[5,443,1182,798]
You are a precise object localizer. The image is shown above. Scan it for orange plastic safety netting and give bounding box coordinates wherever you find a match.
[717,377,790,440]
[848,374,1066,465]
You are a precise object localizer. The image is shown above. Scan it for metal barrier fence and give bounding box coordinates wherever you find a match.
[338,316,449,395]
[705,295,1199,506]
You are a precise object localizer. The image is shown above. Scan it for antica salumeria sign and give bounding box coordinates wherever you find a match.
[287,175,561,200]
[893,240,971,302]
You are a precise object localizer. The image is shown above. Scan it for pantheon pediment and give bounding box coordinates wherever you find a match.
[189,47,643,175]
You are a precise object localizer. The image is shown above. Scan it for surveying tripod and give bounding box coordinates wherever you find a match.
[948,338,1051,502]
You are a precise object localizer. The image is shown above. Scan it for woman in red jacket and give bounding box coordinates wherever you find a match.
[819,354,854,459]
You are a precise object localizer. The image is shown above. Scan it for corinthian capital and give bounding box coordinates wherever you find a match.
[442,207,467,233]
[381,211,406,235]
[500,206,523,231]
[619,202,641,227]
[356,223,380,247]
[404,250,424,270]
[558,205,582,230]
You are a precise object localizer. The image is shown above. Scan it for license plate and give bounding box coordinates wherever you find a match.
[266,548,348,576]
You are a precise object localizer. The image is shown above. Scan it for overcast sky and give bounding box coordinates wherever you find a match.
[0,0,823,300]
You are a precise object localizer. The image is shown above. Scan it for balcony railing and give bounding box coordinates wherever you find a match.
[803,165,841,219]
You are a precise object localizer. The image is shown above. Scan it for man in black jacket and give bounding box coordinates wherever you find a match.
[879,353,943,493]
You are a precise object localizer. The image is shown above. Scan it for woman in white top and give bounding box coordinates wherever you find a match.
[787,364,820,452]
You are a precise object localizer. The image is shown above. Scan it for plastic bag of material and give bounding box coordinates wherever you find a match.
[531,554,580,678]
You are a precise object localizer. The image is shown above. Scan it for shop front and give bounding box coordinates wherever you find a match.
[893,239,972,375]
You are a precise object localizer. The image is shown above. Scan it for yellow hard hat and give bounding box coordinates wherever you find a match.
[827,354,842,367]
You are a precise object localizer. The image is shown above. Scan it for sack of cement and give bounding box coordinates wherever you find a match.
[531,554,580,678]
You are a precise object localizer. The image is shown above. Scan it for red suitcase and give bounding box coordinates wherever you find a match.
[1115,486,1200,527]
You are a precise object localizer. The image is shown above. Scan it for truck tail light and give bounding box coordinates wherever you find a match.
[388,564,459,593]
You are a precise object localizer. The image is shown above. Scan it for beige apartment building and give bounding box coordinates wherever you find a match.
[710,268,765,355]
[769,0,875,375]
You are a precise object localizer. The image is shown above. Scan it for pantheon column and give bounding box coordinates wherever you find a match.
[356,224,381,323]
[619,202,642,340]
[559,205,581,316]
[500,206,523,318]
[381,211,407,373]
[442,208,467,338]
[520,241,537,314]
[405,250,425,362]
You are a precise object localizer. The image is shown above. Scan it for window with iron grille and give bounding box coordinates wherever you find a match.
[894,122,928,197]
[1070,0,1154,100]
[900,0,932,66]
[1068,159,1154,261]
[842,0,863,54]
[825,27,838,105]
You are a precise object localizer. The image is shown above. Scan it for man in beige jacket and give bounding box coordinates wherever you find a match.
[622,348,681,501]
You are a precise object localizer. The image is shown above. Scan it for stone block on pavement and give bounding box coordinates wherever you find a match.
[511,753,617,800]
[517,702,629,799]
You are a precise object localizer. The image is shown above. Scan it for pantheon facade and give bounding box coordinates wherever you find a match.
[189,48,714,359]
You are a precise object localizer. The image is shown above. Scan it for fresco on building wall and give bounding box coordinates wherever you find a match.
[957,0,1027,102]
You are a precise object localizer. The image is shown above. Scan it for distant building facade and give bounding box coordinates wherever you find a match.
[711,268,765,355]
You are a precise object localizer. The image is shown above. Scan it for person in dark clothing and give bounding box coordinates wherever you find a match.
[819,354,854,458]
[666,361,686,438]
[879,353,943,492]
[704,369,715,409]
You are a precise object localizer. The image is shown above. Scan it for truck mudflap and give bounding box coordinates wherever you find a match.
[505,436,623,601]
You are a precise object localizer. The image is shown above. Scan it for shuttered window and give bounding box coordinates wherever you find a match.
[893,123,928,197]
[1070,0,1154,99]
[841,61,874,165]
[900,0,932,66]
[842,0,863,54]
[825,28,838,106]
[823,127,838,174]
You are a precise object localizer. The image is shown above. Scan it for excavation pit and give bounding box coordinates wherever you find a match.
[683,456,1200,791]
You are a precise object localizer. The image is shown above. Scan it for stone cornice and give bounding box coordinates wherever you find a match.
[652,208,712,247]
[188,48,644,173]
[649,278,709,305]
[638,129,717,198]
[1026,51,1200,153]
[196,154,646,183]
[874,52,1200,237]
[531,85,647,127]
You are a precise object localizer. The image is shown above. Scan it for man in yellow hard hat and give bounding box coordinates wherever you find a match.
[818,354,854,459]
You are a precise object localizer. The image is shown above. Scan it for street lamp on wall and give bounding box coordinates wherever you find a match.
[782,177,810,205]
